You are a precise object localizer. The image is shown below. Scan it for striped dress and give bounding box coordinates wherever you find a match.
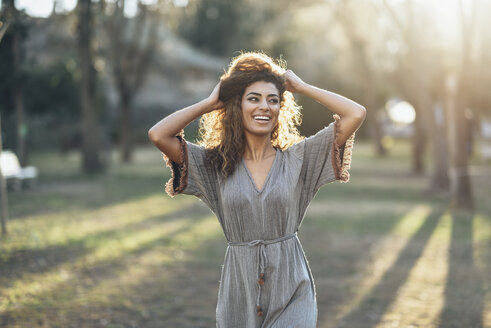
[164,115,355,328]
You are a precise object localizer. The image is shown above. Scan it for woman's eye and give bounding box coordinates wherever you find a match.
[247,97,278,104]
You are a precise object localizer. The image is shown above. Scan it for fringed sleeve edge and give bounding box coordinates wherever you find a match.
[331,114,355,183]
[162,131,188,197]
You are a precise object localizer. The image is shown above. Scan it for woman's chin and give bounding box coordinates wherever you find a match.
[244,128,274,138]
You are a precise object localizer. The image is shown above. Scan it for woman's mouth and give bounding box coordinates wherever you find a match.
[253,115,271,123]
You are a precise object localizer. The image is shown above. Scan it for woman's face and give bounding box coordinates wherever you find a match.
[240,81,280,138]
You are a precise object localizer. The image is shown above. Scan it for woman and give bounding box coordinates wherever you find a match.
[148,52,366,327]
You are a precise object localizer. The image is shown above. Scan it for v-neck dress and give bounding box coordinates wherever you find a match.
[163,115,355,328]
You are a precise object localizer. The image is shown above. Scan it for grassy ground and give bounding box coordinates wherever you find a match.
[1,140,490,328]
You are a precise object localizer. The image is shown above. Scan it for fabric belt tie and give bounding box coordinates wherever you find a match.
[227,232,298,317]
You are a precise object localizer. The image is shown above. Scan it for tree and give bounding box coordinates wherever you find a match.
[99,0,159,162]
[445,0,478,211]
[0,10,10,236]
[77,0,105,173]
[0,113,8,236]
[178,0,244,56]
[382,0,452,190]
[381,0,430,174]
[335,0,387,156]
[0,0,29,166]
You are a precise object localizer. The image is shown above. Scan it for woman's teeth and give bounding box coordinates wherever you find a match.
[254,116,270,121]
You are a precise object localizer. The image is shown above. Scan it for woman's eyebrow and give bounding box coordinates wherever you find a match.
[246,92,279,97]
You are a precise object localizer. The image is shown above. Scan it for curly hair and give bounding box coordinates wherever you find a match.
[198,51,304,177]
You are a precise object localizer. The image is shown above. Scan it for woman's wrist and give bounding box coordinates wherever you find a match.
[198,97,215,115]
[296,82,316,96]
[202,96,224,115]
[298,82,312,95]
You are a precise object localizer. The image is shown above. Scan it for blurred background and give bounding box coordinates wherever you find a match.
[0,0,490,327]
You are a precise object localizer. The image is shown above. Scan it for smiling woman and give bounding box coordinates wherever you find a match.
[148,51,366,327]
[197,54,304,178]
[241,81,280,135]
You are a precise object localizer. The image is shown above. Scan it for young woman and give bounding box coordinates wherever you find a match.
[148,52,366,327]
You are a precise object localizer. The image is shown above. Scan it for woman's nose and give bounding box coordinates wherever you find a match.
[259,99,270,110]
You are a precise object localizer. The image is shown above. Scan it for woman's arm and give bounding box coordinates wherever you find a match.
[148,83,223,164]
[283,70,366,146]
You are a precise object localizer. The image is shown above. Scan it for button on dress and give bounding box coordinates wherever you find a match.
[163,115,355,328]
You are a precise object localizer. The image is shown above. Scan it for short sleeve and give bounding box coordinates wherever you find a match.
[162,135,220,213]
[290,114,355,199]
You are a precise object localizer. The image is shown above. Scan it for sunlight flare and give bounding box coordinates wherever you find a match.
[386,100,416,125]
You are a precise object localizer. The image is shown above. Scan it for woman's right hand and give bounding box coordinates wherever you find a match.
[204,82,224,114]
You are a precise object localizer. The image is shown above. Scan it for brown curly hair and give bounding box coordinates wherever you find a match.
[198,51,304,177]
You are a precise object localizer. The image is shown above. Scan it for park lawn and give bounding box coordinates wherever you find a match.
[0,140,490,328]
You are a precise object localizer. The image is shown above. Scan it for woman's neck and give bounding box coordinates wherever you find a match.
[243,134,276,162]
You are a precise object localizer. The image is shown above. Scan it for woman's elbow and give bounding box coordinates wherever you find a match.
[355,105,367,122]
[148,127,159,144]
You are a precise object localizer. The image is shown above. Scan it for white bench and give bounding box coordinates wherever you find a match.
[0,150,38,190]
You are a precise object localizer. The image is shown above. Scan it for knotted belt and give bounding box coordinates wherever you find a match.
[227,232,298,317]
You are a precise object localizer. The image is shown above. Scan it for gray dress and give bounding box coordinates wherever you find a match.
[164,115,355,328]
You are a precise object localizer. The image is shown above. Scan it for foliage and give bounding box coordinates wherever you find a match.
[0,3,30,117]
[0,59,81,150]
[178,0,247,56]
[0,4,81,151]
[24,60,80,118]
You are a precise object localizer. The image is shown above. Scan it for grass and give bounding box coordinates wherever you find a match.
[0,140,490,328]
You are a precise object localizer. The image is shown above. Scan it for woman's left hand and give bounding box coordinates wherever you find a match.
[283,69,308,94]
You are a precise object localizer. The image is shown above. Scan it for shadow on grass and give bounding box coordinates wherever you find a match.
[0,206,215,327]
[306,209,411,325]
[439,212,484,328]
[8,174,170,220]
[127,236,226,328]
[0,202,208,279]
[335,207,444,328]
[322,184,446,204]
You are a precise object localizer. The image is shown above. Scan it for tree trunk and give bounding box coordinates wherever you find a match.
[14,86,26,165]
[77,0,104,173]
[411,109,426,174]
[102,0,158,164]
[0,6,11,235]
[119,93,133,163]
[427,101,449,192]
[414,92,449,191]
[366,105,386,157]
[12,29,27,166]
[4,0,27,166]
[0,114,9,236]
[445,75,473,210]
[363,68,386,157]
[443,0,476,211]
